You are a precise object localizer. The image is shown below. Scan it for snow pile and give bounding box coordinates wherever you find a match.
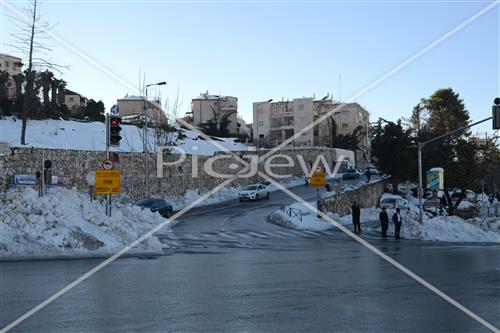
[385,211,500,243]
[0,187,173,260]
[270,198,500,242]
[0,117,248,155]
[269,201,378,232]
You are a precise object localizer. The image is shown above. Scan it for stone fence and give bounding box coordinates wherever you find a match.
[0,147,341,200]
[319,178,389,216]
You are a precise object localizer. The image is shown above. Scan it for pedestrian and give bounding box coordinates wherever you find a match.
[366,169,372,183]
[351,201,361,234]
[488,194,494,206]
[379,207,389,237]
[304,174,309,186]
[392,207,402,239]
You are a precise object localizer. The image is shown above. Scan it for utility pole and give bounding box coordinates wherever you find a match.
[143,81,166,196]
[105,113,111,217]
[417,113,494,223]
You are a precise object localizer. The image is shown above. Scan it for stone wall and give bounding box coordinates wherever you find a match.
[319,178,389,216]
[0,147,339,200]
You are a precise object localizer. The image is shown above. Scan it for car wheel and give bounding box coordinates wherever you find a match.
[266,192,270,199]
[239,198,243,202]
[255,194,259,201]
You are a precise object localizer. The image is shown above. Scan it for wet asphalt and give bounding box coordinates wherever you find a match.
[1,184,499,332]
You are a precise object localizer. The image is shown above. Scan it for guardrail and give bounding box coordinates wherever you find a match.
[280,204,302,221]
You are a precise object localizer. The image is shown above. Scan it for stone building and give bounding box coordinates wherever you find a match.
[0,53,23,100]
[190,92,239,135]
[253,95,370,167]
[117,95,165,122]
[64,89,88,111]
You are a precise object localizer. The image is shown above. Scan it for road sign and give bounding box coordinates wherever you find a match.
[95,169,121,195]
[310,171,326,189]
[102,159,114,170]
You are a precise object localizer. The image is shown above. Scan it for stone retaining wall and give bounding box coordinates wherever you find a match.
[0,147,340,200]
[319,178,389,216]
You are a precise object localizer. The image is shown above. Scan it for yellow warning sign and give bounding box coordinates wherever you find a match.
[95,169,121,195]
[309,171,326,189]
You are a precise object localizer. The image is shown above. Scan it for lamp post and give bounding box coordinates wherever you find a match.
[143,81,166,196]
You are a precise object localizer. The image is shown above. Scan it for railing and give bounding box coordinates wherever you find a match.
[280,204,303,221]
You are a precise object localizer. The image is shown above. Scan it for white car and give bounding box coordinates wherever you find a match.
[239,184,270,202]
[379,195,409,210]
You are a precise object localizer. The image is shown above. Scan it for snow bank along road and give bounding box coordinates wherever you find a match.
[1,184,499,332]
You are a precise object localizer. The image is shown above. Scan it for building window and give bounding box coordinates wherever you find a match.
[258,121,264,126]
[68,97,74,102]
[4,61,9,68]
[342,123,349,128]
[298,104,304,111]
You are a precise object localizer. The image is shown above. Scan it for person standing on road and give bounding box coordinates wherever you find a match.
[366,169,372,183]
[379,207,389,237]
[392,208,402,239]
[351,201,361,234]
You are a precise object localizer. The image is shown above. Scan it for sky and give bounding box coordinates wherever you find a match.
[0,0,499,135]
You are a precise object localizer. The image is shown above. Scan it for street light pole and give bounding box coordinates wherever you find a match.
[417,115,493,223]
[143,81,166,196]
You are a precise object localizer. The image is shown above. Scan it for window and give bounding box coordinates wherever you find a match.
[68,97,74,102]
[4,61,9,68]
[258,121,264,126]
[342,123,349,128]
[298,104,304,111]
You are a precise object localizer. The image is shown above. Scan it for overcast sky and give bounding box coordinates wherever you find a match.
[1,0,498,134]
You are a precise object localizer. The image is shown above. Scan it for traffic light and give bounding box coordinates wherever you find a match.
[493,97,500,130]
[109,115,122,146]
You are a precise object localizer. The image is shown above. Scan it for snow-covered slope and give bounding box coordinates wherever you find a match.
[0,187,174,260]
[0,117,249,155]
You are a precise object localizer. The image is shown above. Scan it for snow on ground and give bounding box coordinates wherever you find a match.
[269,201,378,232]
[161,176,305,211]
[0,187,174,260]
[270,196,500,242]
[0,117,248,155]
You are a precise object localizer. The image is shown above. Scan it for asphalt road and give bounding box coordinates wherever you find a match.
[1,183,499,332]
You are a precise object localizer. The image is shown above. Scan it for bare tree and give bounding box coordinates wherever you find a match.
[9,0,67,144]
[154,87,182,148]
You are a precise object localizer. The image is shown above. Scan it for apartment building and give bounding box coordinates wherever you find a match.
[0,53,23,100]
[190,92,239,135]
[253,96,370,163]
[64,89,88,111]
[116,95,165,122]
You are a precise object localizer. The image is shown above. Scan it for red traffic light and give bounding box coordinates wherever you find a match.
[111,118,121,126]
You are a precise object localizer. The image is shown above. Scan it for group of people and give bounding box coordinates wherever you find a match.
[351,201,403,239]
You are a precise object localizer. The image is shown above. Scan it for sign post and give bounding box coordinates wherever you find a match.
[310,170,326,218]
[95,170,121,195]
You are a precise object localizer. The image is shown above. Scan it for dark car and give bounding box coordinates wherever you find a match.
[134,198,173,218]
[342,168,361,180]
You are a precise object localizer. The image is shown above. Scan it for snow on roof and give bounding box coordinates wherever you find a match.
[118,95,145,100]
[193,94,236,100]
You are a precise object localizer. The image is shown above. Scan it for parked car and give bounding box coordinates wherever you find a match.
[342,168,362,180]
[365,166,381,175]
[134,198,173,218]
[238,184,270,201]
[379,195,409,210]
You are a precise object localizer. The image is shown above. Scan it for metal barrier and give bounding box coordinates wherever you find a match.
[280,204,303,221]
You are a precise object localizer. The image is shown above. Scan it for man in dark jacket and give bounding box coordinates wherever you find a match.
[379,207,389,237]
[392,208,402,239]
[351,201,361,233]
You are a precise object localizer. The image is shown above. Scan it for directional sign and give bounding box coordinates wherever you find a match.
[310,171,326,189]
[95,170,120,195]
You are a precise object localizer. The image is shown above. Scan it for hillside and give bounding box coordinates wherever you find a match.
[0,117,249,156]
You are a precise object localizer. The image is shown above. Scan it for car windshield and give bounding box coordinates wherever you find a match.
[134,198,156,207]
[382,198,397,204]
[244,186,258,191]
[346,169,356,173]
